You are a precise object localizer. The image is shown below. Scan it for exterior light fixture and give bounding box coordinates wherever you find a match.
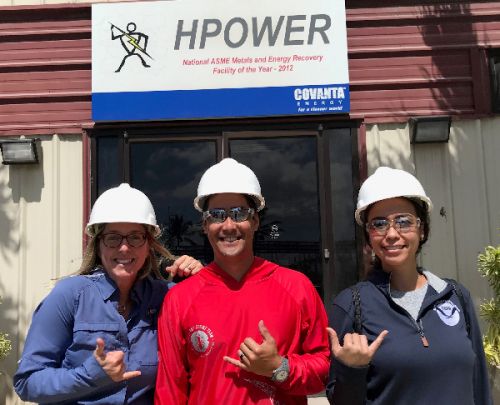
[410,116,451,144]
[0,139,39,164]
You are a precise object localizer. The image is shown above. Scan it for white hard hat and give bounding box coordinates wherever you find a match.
[355,167,433,225]
[194,158,265,212]
[86,183,160,237]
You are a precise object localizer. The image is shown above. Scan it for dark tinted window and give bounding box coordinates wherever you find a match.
[130,140,217,263]
[230,136,322,295]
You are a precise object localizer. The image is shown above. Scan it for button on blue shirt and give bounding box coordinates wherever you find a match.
[14,268,171,404]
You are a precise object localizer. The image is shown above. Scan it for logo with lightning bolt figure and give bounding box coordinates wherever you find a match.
[110,22,154,73]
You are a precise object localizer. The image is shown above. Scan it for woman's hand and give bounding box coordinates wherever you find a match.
[94,338,141,381]
[164,255,203,278]
[327,327,388,368]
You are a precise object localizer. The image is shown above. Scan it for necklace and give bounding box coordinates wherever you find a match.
[117,302,130,317]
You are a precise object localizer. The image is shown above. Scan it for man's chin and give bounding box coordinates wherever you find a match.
[220,249,242,257]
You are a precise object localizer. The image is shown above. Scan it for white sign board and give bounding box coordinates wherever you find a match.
[92,0,349,121]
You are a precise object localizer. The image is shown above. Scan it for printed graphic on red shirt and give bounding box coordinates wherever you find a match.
[188,324,215,356]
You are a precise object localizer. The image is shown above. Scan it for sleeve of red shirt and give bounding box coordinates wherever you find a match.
[278,276,330,395]
[154,289,189,405]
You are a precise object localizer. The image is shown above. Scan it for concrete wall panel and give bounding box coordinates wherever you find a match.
[0,134,82,405]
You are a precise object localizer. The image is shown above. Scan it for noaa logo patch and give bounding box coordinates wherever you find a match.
[434,300,461,326]
[188,324,215,356]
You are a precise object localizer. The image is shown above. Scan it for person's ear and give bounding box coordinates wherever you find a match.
[202,219,208,234]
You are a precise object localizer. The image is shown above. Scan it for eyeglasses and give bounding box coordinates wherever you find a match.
[366,214,421,236]
[202,207,255,224]
[100,232,147,248]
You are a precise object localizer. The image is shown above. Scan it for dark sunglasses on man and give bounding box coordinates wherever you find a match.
[202,207,255,224]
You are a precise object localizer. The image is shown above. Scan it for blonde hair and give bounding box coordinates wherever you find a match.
[79,223,175,280]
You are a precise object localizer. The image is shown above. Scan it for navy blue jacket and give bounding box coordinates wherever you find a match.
[326,269,492,405]
[14,269,171,404]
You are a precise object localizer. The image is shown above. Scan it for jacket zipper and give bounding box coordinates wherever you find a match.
[415,319,429,347]
[390,301,430,347]
[384,281,436,348]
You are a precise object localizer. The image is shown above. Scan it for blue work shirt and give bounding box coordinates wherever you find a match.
[14,268,171,404]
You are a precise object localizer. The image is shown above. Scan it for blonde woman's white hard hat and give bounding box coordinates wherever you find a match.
[194,158,265,212]
[86,183,160,237]
[355,166,433,225]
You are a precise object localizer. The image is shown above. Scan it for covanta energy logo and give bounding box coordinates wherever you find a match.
[110,22,154,72]
[294,86,347,113]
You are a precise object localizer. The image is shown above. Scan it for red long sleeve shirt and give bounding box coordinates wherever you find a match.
[155,257,329,405]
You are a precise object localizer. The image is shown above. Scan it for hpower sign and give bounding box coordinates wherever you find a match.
[92,0,349,121]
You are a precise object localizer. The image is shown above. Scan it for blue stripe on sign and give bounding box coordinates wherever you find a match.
[92,84,350,121]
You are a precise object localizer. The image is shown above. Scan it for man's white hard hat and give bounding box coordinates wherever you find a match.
[86,183,160,236]
[355,167,433,225]
[194,158,265,212]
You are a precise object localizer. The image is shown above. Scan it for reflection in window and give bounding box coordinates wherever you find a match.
[230,137,322,293]
[328,128,358,296]
[489,49,500,113]
[96,136,120,196]
[130,141,216,263]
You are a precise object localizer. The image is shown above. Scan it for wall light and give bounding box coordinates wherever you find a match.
[0,139,39,164]
[410,116,451,144]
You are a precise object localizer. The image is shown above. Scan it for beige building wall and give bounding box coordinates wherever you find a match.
[370,119,500,403]
[0,134,83,405]
[366,117,500,312]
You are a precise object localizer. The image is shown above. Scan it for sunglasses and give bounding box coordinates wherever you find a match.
[100,232,147,248]
[202,207,255,224]
[366,214,421,236]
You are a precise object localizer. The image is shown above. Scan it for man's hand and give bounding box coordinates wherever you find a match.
[93,338,141,382]
[223,320,282,377]
[327,327,388,368]
[165,255,203,278]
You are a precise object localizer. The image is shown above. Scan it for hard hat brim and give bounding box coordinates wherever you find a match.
[86,222,161,238]
[194,193,265,212]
